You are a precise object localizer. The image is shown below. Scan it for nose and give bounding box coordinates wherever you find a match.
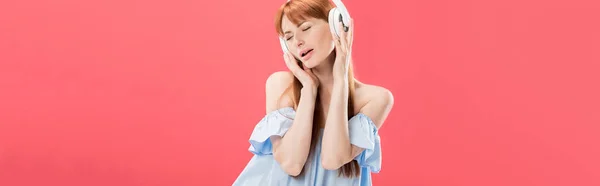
[294,38,304,48]
[292,32,305,49]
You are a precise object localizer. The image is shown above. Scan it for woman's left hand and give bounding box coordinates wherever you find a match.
[332,18,354,84]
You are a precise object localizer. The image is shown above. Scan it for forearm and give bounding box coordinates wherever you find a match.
[274,87,316,175]
[321,80,353,170]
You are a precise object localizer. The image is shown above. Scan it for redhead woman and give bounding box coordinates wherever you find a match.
[234,0,394,185]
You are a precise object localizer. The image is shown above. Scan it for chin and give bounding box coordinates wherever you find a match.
[302,54,324,68]
[302,61,313,68]
[303,60,319,69]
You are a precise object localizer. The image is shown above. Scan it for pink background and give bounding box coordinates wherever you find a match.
[1,0,599,185]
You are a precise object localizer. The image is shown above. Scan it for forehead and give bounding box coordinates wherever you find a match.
[281,15,315,30]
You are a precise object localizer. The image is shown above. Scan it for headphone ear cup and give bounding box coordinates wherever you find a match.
[328,7,341,38]
[279,36,288,54]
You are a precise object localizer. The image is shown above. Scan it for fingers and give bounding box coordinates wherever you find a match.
[283,52,293,69]
[284,52,314,84]
[284,52,296,68]
[284,52,301,73]
[302,63,313,76]
[338,21,347,54]
[334,18,354,54]
[348,18,354,49]
[331,28,341,52]
[304,67,319,84]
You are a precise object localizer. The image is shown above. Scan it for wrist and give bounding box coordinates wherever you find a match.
[333,78,348,88]
[333,80,349,96]
[301,87,317,98]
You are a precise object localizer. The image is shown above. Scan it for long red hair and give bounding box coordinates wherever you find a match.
[274,0,360,178]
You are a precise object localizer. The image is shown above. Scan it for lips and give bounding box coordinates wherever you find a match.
[301,49,314,61]
[299,49,313,58]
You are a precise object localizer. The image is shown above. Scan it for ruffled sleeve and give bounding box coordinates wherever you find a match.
[247,107,296,155]
[348,113,382,173]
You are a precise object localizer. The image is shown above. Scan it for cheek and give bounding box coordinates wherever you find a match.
[320,29,333,42]
[315,30,334,50]
[320,34,335,54]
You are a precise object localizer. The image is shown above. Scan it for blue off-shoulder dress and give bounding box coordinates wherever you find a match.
[233,107,382,186]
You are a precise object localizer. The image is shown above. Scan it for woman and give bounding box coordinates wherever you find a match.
[233,0,394,185]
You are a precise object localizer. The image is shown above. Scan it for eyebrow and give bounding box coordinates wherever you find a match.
[283,21,308,34]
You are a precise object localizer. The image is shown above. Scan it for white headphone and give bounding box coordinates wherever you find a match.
[279,0,352,54]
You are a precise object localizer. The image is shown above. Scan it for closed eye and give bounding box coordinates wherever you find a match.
[285,26,310,41]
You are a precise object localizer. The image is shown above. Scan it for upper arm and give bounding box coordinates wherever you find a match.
[349,87,394,159]
[265,71,295,114]
[358,87,394,129]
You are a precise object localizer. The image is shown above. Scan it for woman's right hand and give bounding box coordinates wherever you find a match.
[283,52,319,91]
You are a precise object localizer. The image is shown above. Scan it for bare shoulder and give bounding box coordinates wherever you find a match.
[355,81,395,129]
[265,71,295,114]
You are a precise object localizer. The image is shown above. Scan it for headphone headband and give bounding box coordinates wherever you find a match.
[332,0,351,26]
[281,0,351,28]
